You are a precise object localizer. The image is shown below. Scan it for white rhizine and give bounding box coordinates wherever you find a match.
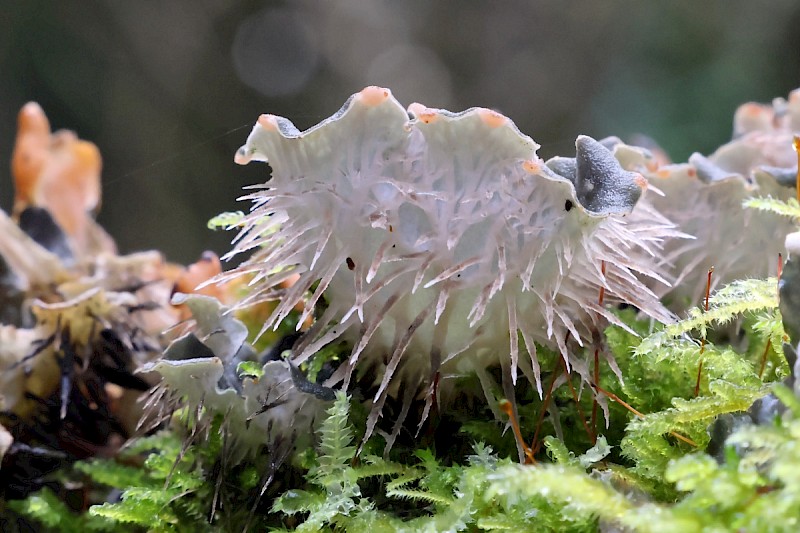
[226,87,680,444]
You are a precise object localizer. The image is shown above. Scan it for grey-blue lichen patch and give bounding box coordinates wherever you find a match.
[687,153,742,183]
[756,165,799,188]
[547,136,645,216]
[140,294,329,462]
[575,135,645,215]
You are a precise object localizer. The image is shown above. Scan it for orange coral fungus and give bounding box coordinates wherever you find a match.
[11,102,106,256]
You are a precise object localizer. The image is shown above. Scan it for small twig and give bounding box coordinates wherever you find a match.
[760,254,783,379]
[499,399,535,464]
[530,363,562,455]
[758,338,772,379]
[591,382,698,447]
[694,266,714,397]
[793,136,800,202]
[558,356,595,445]
[591,347,600,444]
[590,260,606,443]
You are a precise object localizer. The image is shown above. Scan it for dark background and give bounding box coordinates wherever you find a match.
[2,1,799,264]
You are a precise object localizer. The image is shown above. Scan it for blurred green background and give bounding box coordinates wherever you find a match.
[1,1,799,264]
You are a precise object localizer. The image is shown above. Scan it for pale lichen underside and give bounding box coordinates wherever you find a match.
[140,295,326,460]
[643,89,800,306]
[226,86,678,444]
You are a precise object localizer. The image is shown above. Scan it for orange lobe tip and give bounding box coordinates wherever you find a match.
[257,114,278,131]
[409,103,438,124]
[521,159,542,174]
[234,148,251,165]
[477,108,508,128]
[741,102,767,117]
[17,102,51,137]
[357,86,391,107]
[654,169,671,178]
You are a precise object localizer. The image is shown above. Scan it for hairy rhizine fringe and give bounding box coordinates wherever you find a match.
[227,87,680,447]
